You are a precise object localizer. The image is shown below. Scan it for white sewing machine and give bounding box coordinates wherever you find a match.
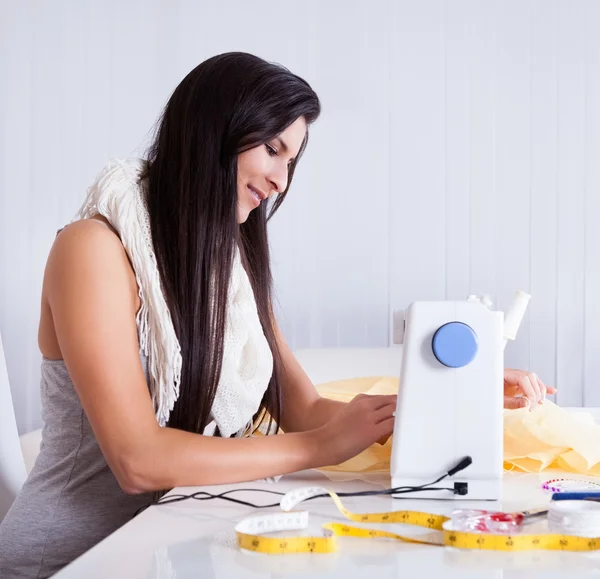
[390,291,531,500]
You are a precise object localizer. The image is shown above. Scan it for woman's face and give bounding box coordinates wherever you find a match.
[236,117,307,223]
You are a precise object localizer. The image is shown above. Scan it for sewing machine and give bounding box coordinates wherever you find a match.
[390,291,531,500]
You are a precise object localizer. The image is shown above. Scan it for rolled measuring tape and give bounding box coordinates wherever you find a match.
[235,486,600,554]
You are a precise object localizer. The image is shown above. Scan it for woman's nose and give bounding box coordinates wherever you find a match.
[268,165,288,195]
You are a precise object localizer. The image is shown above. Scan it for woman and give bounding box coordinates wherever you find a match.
[0,52,553,578]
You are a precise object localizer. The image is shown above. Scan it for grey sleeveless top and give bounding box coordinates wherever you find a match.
[0,356,155,578]
[0,219,156,578]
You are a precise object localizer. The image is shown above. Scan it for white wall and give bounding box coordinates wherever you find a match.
[1,0,599,434]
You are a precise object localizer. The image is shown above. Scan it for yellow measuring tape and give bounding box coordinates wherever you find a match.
[235,486,600,554]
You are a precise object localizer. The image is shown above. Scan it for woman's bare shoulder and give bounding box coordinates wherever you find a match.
[46,218,136,294]
[39,218,141,358]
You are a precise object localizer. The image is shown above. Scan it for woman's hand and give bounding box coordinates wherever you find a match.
[314,394,397,467]
[503,368,557,410]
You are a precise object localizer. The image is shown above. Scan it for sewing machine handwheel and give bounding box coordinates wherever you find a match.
[432,322,478,368]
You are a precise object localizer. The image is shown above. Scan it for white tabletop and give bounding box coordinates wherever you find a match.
[54,466,600,578]
[52,347,600,578]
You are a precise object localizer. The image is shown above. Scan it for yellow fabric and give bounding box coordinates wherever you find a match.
[315,376,600,476]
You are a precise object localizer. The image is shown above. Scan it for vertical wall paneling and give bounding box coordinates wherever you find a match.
[2,1,34,433]
[389,0,446,313]
[583,0,600,406]
[444,0,473,302]
[28,2,65,430]
[555,1,586,406]
[468,1,499,306]
[59,0,87,223]
[529,0,559,397]
[1,0,599,432]
[493,0,532,373]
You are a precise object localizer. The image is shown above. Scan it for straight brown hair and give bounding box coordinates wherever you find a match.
[143,52,321,437]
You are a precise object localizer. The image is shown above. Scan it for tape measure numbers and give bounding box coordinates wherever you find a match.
[235,486,600,554]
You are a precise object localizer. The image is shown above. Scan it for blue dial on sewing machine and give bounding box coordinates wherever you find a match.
[432,322,478,368]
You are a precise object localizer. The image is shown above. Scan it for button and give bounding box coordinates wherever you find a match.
[432,322,478,368]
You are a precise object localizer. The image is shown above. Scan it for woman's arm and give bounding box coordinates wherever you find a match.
[46,221,395,494]
[273,329,393,445]
[273,324,348,433]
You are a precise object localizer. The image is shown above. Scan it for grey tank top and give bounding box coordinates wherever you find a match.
[0,220,156,578]
[0,356,155,579]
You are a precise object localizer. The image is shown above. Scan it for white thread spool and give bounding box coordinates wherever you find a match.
[548,501,600,538]
[502,290,531,349]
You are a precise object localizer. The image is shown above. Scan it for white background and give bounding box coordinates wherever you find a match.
[1,0,599,433]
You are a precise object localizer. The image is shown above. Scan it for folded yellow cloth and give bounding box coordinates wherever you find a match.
[315,376,600,476]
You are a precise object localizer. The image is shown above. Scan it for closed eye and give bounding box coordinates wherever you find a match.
[266,143,294,168]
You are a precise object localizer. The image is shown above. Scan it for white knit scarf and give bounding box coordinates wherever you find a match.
[75,158,273,437]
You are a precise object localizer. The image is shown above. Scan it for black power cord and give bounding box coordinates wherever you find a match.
[134,456,473,516]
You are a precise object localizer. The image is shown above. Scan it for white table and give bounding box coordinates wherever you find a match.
[53,467,600,578]
[53,348,600,577]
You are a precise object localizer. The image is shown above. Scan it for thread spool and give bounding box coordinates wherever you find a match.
[548,501,600,538]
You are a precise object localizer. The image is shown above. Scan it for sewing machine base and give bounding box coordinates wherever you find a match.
[391,477,502,500]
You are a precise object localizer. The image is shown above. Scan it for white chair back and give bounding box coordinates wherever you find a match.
[0,331,27,521]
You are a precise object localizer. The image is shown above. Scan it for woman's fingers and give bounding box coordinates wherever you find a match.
[357,394,397,411]
[504,369,556,411]
[525,372,542,405]
[528,372,546,403]
[537,375,557,398]
[373,402,397,424]
[375,416,395,437]
[504,395,529,410]
[516,374,537,409]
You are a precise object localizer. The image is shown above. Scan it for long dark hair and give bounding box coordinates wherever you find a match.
[143,52,320,436]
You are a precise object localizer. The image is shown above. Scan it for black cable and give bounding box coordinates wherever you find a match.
[135,455,473,516]
[155,488,286,509]
[133,488,286,517]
